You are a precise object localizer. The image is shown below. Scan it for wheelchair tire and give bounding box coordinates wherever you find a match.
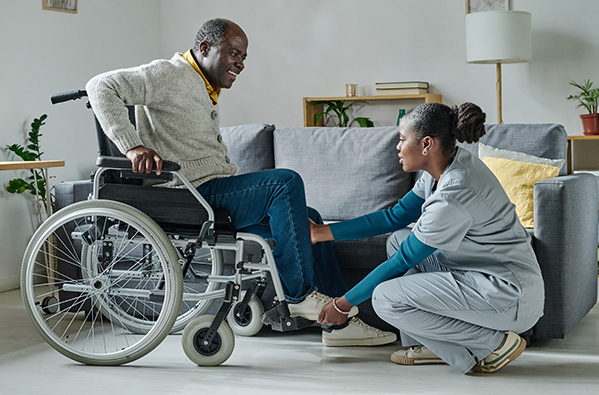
[227,291,264,337]
[21,200,182,366]
[182,315,235,366]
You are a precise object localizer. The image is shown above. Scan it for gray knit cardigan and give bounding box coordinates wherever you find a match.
[86,53,238,187]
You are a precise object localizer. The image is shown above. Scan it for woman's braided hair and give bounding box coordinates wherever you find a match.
[403,102,487,155]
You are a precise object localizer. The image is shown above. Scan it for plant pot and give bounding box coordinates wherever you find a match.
[580,113,599,135]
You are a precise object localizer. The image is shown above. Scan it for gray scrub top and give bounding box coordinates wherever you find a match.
[412,147,544,321]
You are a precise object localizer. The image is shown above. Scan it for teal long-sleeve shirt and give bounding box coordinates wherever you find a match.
[328,191,437,306]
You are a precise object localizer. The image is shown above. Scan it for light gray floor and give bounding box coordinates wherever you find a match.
[1,287,598,395]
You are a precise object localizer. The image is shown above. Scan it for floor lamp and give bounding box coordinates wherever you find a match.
[466,11,532,124]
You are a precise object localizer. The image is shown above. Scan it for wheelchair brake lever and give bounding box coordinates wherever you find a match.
[196,220,213,243]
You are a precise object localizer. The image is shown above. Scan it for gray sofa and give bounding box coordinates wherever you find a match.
[55,122,598,340]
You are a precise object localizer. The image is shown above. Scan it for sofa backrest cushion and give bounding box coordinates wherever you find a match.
[221,124,275,175]
[458,123,569,175]
[273,126,412,221]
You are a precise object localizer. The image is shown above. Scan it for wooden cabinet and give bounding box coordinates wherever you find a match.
[567,136,599,214]
[303,94,442,127]
[567,136,599,174]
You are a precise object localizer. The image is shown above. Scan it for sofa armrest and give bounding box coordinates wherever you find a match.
[55,180,94,211]
[533,173,598,338]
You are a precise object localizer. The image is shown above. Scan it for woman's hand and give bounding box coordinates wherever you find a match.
[318,296,353,326]
[309,219,334,245]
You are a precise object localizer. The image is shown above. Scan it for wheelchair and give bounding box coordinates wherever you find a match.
[20,90,314,366]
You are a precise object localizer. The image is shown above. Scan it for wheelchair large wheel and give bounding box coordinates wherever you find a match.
[21,200,182,365]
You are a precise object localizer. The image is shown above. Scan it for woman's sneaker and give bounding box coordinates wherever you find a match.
[288,291,358,321]
[322,317,397,347]
[391,346,446,365]
[471,331,526,373]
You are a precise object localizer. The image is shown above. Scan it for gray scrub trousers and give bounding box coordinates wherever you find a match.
[372,148,545,373]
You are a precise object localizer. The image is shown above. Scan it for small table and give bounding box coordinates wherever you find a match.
[0,160,65,171]
[0,160,66,217]
[1,160,65,300]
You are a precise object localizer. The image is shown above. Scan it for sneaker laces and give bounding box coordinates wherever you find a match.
[350,317,386,335]
[307,291,332,304]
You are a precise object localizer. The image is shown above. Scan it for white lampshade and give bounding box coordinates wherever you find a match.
[466,11,532,64]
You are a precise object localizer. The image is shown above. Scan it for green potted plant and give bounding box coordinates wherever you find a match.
[312,100,374,127]
[5,114,54,224]
[567,79,599,135]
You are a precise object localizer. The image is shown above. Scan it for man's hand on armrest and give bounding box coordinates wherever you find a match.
[126,146,163,175]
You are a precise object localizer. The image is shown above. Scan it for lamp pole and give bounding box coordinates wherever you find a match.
[496,63,503,124]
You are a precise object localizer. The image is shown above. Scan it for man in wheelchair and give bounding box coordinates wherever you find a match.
[85,18,395,347]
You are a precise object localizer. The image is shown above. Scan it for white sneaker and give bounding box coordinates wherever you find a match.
[471,331,526,373]
[322,317,397,347]
[391,346,446,365]
[287,291,358,321]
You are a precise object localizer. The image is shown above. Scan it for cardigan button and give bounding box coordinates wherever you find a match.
[211,110,218,119]
[225,156,230,163]
[217,134,223,143]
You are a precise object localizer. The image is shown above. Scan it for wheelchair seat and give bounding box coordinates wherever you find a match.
[93,107,235,239]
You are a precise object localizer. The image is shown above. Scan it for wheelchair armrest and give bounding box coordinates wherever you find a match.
[96,155,181,171]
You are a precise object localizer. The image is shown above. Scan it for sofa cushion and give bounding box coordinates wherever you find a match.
[483,156,561,228]
[273,126,412,221]
[480,124,569,175]
[220,124,275,175]
[478,142,566,171]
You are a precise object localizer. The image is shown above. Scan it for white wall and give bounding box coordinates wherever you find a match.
[160,0,599,130]
[1,0,598,290]
[0,0,161,291]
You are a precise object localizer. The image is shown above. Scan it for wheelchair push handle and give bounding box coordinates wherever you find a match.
[51,90,87,104]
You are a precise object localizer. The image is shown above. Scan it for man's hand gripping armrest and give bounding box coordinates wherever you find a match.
[126,146,163,175]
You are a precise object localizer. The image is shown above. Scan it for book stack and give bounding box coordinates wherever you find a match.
[375,81,429,96]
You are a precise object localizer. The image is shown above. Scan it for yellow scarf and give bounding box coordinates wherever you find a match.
[182,49,220,105]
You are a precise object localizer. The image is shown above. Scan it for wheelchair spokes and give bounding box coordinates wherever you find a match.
[21,200,182,365]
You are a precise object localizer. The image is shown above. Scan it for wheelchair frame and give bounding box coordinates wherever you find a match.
[20,90,313,367]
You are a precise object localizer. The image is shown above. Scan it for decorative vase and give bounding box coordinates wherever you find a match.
[580,113,599,135]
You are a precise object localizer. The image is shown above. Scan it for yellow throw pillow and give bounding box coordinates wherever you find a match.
[483,156,560,228]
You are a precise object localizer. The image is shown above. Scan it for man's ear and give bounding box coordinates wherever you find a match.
[198,41,211,57]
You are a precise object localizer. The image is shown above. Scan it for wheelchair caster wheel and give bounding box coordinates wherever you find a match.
[182,315,234,366]
[227,291,264,337]
[41,296,59,315]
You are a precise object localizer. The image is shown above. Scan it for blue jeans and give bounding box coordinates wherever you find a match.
[197,169,346,302]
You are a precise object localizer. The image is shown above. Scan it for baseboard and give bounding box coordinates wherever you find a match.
[0,276,20,293]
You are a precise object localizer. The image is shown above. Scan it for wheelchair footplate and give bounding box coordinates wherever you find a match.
[260,301,316,332]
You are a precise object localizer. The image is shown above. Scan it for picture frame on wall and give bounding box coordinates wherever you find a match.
[42,0,77,14]
[466,0,509,14]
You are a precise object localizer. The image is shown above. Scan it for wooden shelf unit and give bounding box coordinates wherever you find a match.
[566,135,599,174]
[303,94,443,127]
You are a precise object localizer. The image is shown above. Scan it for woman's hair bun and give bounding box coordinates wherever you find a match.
[452,102,486,144]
